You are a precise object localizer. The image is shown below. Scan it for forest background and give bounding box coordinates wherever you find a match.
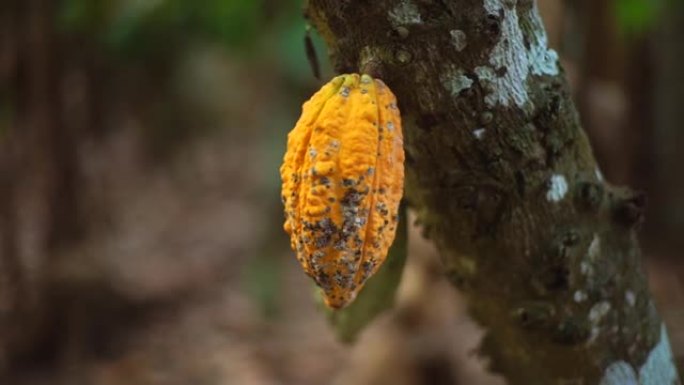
[0,0,682,384]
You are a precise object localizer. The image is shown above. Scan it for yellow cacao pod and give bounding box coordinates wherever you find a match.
[280,73,405,309]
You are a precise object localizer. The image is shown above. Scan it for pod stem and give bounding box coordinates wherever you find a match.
[359,46,384,79]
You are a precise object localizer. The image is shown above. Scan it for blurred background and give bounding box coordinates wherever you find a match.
[0,0,682,384]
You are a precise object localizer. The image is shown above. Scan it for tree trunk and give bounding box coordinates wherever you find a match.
[304,1,681,384]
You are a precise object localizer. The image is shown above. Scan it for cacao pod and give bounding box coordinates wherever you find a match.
[280,73,405,309]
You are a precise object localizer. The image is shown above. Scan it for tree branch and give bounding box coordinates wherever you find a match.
[304,0,681,383]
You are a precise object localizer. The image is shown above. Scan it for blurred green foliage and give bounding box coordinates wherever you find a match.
[614,0,664,35]
[53,0,326,158]
[57,0,112,34]
[53,1,325,318]
[56,0,306,56]
[245,248,284,319]
[104,1,264,56]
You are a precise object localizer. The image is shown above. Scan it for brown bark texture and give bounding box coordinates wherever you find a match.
[304,0,681,384]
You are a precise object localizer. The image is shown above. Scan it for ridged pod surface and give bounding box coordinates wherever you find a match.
[280,74,405,309]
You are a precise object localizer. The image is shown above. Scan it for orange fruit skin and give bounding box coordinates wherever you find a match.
[280,74,405,309]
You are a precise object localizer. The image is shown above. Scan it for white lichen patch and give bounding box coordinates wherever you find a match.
[574,290,587,303]
[588,234,601,260]
[473,128,486,140]
[525,6,559,76]
[626,290,636,307]
[450,29,467,51]
[477,1,560,107]
[528,42,559,76]
[600,324,680,385]
[441,66,473,96]
[388,1,422,26]
[588,301,612,344]
[638,323,679,385]
[600,361,639,385]
[546,174,568,202]
[474,65,494,79]
[474,66,497,106]
[596,167,604,182]
[589,301,611,324]
[479,1,529,107]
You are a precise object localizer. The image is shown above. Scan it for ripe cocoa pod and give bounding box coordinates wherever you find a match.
[280,74,405,309]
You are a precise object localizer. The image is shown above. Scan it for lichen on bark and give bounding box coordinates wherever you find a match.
[304,0,681,384]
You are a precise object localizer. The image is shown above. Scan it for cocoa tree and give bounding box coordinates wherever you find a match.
[305,0,681,383]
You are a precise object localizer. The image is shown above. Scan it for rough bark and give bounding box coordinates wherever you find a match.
[304,0,681,384]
